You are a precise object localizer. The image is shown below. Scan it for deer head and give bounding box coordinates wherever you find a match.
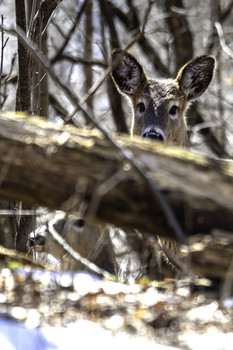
[111,49,216,147]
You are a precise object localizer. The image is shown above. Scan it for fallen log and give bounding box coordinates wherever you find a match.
[0,111,233,241]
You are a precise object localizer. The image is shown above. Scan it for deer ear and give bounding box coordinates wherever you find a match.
[176,55,216,101]
[111,49,147,95]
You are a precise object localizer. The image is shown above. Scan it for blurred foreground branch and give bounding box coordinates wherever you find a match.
[0,112,233,241]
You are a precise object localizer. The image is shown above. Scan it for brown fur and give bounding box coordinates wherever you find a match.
[112,49,216,147]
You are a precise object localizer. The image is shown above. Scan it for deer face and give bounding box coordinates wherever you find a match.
[111,50,216,147]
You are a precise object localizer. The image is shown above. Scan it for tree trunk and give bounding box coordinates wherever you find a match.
[15,0,30,112]
[99,0,128,133]
[164,0,193,71]
[13,0,32,252]
[0,112,233,241]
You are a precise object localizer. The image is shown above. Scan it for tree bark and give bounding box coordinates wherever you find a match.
[99,0,128,133]
[1,112,233,241]
[164,0,194,71]
[12,0,32,252]
[15,0,30,112]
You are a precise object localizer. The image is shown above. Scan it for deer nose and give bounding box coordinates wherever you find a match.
[142,130,164,141]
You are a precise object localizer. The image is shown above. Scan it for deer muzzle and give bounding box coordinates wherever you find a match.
[142,130,164,141]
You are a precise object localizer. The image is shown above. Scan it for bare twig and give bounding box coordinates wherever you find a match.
[84,0,93,110]
[0,209,47,216]
[0,16,9,82]
[215,22,233,59]
[79,0,156,114]
[141,0,155,34]
[107,0,170,76]
[0,15,9,108]
[0,245,59,271]
[51,0,88,64]
[59,54,107,67]
[31,0,62,38]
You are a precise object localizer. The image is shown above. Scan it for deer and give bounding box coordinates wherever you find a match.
[111,49,216,279]
[111,49,216,147]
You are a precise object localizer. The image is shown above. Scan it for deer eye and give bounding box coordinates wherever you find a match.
[137,102,145,113]
[169,105,179,117]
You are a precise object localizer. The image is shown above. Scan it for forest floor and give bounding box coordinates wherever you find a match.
[0,261,233,350]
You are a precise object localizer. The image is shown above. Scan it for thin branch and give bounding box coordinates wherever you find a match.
[84,0,93,110]
[79,0,157,113]
[106,0,170,76]
[141,0,154,34]
[32,0,63,37]
[59,54,107,67]
[0,245,59,271]
[0,16,9,83]
[0,15,10,108]
[0,209,46,216]
[215,22,233,59]
[49,93,69,120]
[51,0,88,64]
[41,1,61,36]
